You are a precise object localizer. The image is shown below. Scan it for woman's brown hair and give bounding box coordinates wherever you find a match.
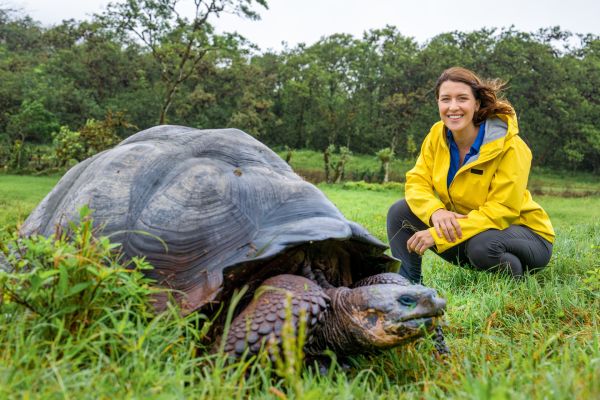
[434,67,514,124]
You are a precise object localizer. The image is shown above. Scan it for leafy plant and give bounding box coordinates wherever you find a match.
[52,112,134,167]
[0,206,158,343]
[52,125,85,166]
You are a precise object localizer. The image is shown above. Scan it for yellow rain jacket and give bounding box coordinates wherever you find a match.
[405,113,555,253]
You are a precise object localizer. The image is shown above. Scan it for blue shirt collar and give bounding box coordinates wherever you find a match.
[446,121,486,188]
[446,121,486,155]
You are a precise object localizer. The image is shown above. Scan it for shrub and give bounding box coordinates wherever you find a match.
[52,126,86,166]
[341,180,404,192]
[51,112,135,167]
[0,206,158,345]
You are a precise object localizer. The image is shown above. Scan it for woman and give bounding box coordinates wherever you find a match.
[387,67,554,284]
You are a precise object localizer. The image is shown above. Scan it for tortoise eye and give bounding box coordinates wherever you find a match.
[398,295,417,307]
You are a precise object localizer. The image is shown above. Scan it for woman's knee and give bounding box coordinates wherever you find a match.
[465,230,505,269]
[387,199,410,221]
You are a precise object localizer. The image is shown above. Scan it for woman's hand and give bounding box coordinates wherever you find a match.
[407,230,435,255]
[430,209,467,242]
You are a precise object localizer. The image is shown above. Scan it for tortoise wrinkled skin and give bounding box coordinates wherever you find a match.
[21,125,447,360]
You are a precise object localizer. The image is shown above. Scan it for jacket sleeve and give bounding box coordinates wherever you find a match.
[429,139,532,252]
[405,133,447,226]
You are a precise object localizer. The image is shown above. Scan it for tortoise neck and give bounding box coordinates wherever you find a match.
[304,287,371,356]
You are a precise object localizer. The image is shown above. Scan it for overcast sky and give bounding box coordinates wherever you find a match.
[10,0,600,50]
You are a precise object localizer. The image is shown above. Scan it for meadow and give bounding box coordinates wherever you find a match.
[0,173,599,399]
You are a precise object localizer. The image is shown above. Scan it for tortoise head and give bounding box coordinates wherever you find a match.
[317,283,446,354]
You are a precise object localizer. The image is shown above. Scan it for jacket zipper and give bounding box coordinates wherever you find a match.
[447,150,500,213]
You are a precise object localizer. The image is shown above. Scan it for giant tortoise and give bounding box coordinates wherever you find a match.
[21,125,447,360]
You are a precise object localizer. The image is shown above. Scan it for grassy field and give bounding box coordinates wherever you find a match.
[1,173,599,399]
[278,149,600,195]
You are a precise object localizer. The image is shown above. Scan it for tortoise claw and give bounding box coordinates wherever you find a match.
[432,326,450,357]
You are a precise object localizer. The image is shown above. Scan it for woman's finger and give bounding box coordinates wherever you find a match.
[434,221,442,238]
[451,218,463,239]
[442,221,455,242]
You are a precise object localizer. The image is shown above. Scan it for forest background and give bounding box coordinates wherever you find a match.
[1,1,600,177]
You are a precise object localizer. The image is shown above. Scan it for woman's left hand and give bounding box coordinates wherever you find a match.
[407,230,435,255]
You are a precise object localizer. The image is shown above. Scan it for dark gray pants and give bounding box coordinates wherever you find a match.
[386,199,553,283]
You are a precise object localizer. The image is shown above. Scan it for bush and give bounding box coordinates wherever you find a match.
[0,207,214,396]
[0,206,159,346]
[341,180,404,192]
[52,126,86,166]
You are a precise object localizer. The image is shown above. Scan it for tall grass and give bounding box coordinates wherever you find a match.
[0,174,599,399]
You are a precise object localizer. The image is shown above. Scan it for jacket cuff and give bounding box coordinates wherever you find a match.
[429,227,458,253]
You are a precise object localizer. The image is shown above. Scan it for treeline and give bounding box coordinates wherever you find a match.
[1,1,600,172]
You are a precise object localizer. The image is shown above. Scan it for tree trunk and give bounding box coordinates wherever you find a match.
[383,161,390,183]
[158,83,179,125]
[323,147,331,183]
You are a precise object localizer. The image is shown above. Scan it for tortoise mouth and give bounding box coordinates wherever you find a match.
[402,316,439,330]
[399,308,445,323]
[393,312,445,332]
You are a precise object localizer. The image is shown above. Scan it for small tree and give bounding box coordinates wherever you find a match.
[376,147,394,183]
[323,144,334,183]
[405,133,418,161]
[283,145,294,165]
[102,0,268,124]
[324,145,352,183]
[333,146,351,183]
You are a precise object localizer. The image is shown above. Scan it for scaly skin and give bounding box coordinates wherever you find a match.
[223,273,446,359]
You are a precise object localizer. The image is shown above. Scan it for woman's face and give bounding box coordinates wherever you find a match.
[437,80,480,135]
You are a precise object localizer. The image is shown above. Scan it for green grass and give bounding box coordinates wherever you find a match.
[0,174,61,228]
[277,149,416,182]
[1,173,599,399]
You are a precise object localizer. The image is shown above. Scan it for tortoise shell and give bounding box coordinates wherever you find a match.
[21,126,396,313]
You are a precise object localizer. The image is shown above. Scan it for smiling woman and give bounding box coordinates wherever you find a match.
[386,67,555,284]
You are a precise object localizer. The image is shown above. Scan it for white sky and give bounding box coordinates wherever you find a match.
[10,0,600,50]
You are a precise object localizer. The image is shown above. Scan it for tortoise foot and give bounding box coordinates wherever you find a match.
[433,326,450,356]
[223,274,330,359]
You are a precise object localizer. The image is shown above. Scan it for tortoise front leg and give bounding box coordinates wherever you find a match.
[223,274,330,359]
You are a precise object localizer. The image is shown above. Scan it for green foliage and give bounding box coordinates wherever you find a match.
[0,206,156,335]
[101,0,268,124]
[341,180,404,192]
[0,140,57,172]
[77,117,123,155]
[6,99,59,143]
[584,266,600,292]
[52,126,85,166]
[13,113,132,170]
[2,7,600,171]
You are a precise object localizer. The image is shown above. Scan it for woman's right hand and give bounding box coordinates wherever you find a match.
[430,209,467,242]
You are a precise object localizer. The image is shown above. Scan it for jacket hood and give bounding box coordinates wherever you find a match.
[488,112,519,142]
[459,113,519,167]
